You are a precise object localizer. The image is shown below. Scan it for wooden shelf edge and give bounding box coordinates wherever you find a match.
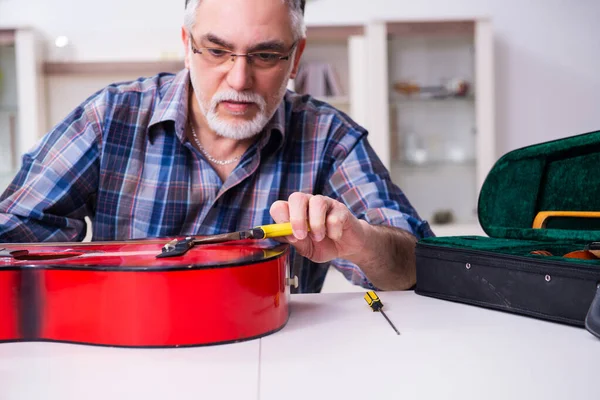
[390,95,475,104]
[0,29,16,46]
[386,20,475,36]
[306,25,365,41]
[315,95,350,105]
[43,60,185,75]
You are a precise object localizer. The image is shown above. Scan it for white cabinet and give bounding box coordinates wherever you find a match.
[288,25,369,128]
[43,61,183,132]
[363,19,495,236]
[0,31,19,186]
[288,19,494,236]
[0,28,46,193]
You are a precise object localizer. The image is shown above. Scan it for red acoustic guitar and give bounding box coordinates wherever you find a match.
[0,234,294,348]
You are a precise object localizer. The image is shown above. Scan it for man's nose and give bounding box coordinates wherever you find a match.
[226,55,254,91]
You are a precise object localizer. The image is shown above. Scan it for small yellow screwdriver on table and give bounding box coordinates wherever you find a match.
[364,291,401,335]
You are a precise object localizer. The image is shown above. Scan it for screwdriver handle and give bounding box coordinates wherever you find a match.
[258,222,311,239]
[364,290,384,311]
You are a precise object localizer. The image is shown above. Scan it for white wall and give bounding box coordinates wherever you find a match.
[1,0,600,156]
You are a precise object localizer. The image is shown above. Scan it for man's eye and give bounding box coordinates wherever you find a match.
[254,53,279,61]
[207,49,228,57]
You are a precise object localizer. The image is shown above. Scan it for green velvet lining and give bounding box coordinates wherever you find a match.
[422,129,600,266]
[478,129,600,241]
[419,236,600,267]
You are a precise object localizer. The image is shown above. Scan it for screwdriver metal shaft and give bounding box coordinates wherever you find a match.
[364,291,401,335]
[379,309,401,335]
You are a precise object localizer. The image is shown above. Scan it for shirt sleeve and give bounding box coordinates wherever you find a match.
[0,100,102,242]
[322,123,435,289]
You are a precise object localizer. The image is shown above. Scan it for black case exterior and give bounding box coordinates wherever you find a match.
[415,243,600,326]
[414,130,600,332]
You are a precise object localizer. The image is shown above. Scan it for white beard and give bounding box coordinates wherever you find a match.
[188,64,291,140]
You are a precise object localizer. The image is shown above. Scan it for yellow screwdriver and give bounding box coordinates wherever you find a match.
[364,291,400,335]
[158,222,309,258]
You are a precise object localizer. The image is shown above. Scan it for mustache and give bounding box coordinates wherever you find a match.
[210,90,267,111]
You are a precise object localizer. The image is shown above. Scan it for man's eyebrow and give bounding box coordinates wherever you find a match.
[201,33,235,48]
[248,40,287,53]
[200,34,288,53]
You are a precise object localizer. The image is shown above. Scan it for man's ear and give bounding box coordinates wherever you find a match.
[181,27,192,70]
[289,38,306,79]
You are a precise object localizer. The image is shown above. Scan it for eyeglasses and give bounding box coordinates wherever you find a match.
[190,39,298,70]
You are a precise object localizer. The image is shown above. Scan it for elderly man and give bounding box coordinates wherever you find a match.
[0,0,434,293]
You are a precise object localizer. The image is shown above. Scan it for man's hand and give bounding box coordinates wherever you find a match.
[269,193,418,290]
[269,193,368,263]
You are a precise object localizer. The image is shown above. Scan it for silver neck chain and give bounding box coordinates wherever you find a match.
[189,124,241,166]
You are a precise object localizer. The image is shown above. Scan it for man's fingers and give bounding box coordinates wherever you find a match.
[287,192,311,240]
[326,202,350,241]
[308,195,329,242]
[273,193,353,247]
[269,200,290,224]
[269,200,297,243]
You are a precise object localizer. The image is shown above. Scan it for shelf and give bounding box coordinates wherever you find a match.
[306,25,364,41]
[0,30,15,46]
[43,60,185,75]
[386,20,475,37]
[390,95,475,104]
[294,27,362,119]
[315,96,350,105]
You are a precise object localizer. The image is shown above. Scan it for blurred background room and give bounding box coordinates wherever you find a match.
[1,0,599,291]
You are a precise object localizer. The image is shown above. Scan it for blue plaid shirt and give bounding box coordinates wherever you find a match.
[0,69,433,293]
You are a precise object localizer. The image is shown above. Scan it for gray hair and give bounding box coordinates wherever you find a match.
[184,0,306,41]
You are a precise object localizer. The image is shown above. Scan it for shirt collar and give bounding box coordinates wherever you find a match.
[148,68,190,143]
[255,93,287,154]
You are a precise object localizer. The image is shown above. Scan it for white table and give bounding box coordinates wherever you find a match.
[1,291,598,400]
[261,292,600,400]
[0,336,260,399]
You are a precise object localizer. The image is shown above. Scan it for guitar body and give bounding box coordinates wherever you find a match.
[0,239,292,348]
